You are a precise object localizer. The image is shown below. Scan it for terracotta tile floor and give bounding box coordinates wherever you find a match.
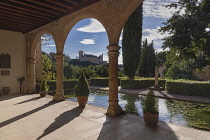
[0,94,210,140]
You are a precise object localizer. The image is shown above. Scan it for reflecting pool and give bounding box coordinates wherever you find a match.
[68,90,210,131]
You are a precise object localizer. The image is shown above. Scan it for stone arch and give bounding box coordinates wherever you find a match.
[58,14,109,53]
[29,30,56,59]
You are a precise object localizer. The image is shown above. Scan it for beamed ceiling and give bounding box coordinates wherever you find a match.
[0,0,101,33]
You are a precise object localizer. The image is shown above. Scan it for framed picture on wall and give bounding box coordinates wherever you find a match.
[0,53,11,68]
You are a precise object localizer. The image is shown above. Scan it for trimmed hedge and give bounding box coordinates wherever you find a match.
[47,80,78,90]
[90,78,122,87]
[166,80,210,97]
[121,79,166,89]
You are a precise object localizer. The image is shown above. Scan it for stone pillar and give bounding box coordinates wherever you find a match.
[53,53,65,102]
[28,58,36,94]
[154,66,160,90]
[35,40,42,81]
[106,45,123,117]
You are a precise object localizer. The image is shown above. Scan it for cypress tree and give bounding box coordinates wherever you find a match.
[122,4,143,79]
[139,39,148,77]
[139,39,155,77]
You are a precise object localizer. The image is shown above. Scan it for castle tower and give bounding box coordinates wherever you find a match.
[79,51,83,60]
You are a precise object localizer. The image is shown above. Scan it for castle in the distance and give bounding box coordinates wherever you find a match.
[78,51,107,65]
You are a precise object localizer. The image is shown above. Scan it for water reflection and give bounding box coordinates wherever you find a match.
[68,90,210,131]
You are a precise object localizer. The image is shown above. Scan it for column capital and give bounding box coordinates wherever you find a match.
[27,58,36,63]
[107,45,121,52]
[55,53,64,61]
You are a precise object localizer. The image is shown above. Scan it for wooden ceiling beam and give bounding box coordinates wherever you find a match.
[43,0,74,9]
[0,13,41,24]
[0,20,33,28]
[26,0,67,12]
[1,17,37,26]
[64,0,80,6]
[0,24,30,30]
[0,23,31,31]
[0,2,50,20]
[0,9,44,22]
[7,0,61,15]
[0,27,24,32]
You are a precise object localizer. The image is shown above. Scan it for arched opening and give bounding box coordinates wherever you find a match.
[62,18,111,98]
[35,33,56,83]
[63,18,109,79]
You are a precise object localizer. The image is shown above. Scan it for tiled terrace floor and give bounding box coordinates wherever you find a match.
[0,94,210,140]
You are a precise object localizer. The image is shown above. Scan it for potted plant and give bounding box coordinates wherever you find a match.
[143,90,159,126]
[39,80,49,97]
[75,73,90,107]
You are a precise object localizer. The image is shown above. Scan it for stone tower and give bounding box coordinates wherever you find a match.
[79,50,83,60]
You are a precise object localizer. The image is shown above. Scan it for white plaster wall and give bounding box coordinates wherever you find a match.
[0,30,26,94]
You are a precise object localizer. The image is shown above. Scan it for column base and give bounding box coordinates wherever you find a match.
[106,100,123,117]
[28,88,37,94]
[53,94,65,102]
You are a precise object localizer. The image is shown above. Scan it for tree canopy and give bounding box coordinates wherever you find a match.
[160,0,210,59]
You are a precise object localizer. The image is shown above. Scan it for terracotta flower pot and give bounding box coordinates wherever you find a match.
[143,112,159,126]
[77,96,88,107]
[2,87,10,95]
[40,91,47,97]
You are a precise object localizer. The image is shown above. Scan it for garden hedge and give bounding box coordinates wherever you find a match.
[47,80,78,90]
[166,80,210,97]
[121,79,166,90]
[90,78,123,87]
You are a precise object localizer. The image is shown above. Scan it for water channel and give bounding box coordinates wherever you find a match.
[67,90,210,131]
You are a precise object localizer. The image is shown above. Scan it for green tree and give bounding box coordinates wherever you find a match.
[64,64,74,79]
[42,54,53,80]
[138,39,155,77]
[155,51,168,67]
[122,4,143,79]
[160,0,210,60]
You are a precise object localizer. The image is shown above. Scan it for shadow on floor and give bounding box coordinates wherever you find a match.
[0,101,56,128]
[0,94,29,101]
[14,96,42,105]
[97,115,178,140]
[36,106,84,140]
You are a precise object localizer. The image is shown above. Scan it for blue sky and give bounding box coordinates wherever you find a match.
[42,0,177,64]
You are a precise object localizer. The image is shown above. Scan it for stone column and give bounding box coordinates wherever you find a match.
[106,45,123,117]
[154,66,160,90]
[53,53,65,102]
[28,58,36,94]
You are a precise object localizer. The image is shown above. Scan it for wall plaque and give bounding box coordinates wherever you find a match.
[1,70,10,76]
[0,53,11,68]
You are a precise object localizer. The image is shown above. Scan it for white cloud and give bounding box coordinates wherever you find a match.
[142,27,169,49]
[80,39,95,45]
[77,18,106,33]
[42,47,50,51]
[46,45,56,47]
[143,0,177,18]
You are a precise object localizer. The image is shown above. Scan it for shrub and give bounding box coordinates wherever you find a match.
[90,78,109,87]
[143,90,158,113]
[90,78,122,87]
[40,80,49,91]
[166,80,210,97]
[47,80,78,90]
[75,73,90,97]
[121,78,166,89]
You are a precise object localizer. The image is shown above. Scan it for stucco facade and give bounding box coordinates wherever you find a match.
[0,30,26,94]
